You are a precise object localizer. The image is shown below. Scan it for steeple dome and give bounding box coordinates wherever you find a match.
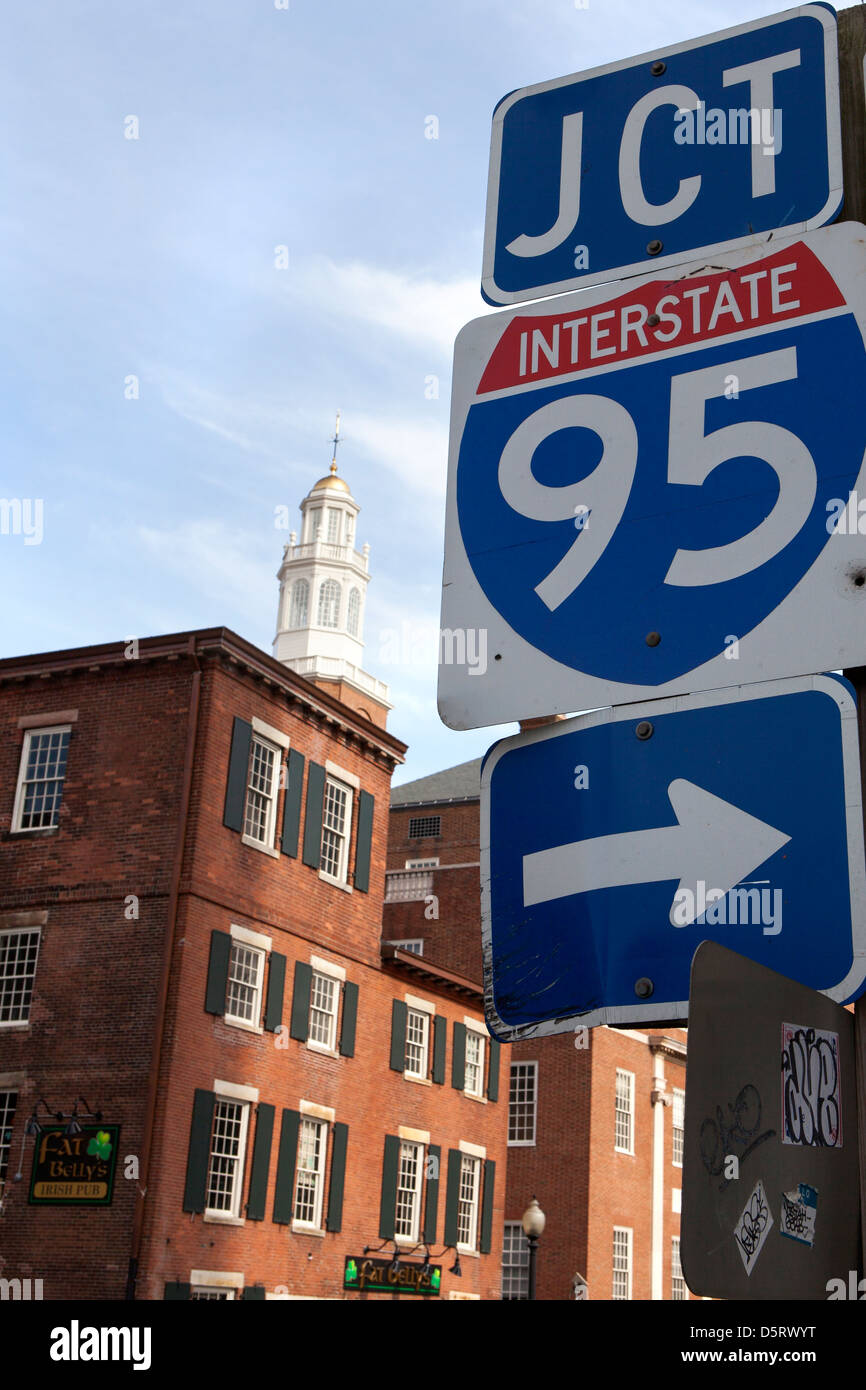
[272,415,391,727]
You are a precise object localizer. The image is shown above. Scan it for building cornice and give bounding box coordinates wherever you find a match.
[380,943,483,1004]
[0,627,407,766]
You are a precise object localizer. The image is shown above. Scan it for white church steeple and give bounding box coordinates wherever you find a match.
[273,415,391,726]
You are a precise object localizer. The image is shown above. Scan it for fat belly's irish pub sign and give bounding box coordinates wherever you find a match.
[29,1125,120,1206]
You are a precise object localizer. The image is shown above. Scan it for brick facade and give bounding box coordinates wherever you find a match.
[0,630,508,1301]
[385,776,692,1301]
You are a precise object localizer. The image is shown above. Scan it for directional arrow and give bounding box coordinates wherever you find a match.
[522,778,791,925]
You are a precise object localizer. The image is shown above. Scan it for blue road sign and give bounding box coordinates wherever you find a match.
[482,5,842,305]
[439,224,866,730]
[481,675,866,1038]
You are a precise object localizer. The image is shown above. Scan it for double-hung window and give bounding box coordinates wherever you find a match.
[502,1222,530,1300]
[615,1069,635,1154]
[243,735,281,848]
[672,1235,686,1300]
[0,927,41,1026]
[205,1097,250,1219]
[456,1154,481,1251]
[464,1027,485,1098]
[508,1062,537,1145]
[12,726,71,831]
[672,1088,685,1167]
[225,942,265,1027]
[394,1140,424,1242]
[613,1227,632,1300]
[404,1008,430,1079]
[320,776,353,882]
[294,1117,328,1229]
[308,971,339,1051]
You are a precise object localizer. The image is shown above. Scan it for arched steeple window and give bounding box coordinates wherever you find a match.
[347,588,361,637]
[290,579,309,629]
[318,579,340,629]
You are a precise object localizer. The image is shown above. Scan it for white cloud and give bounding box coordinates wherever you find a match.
[136,519,272,625]
[350,411,450,499]
[291,258,491,358]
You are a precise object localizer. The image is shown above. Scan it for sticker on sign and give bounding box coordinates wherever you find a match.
[440,222,866,730]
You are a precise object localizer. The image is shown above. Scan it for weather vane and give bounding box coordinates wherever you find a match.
[329,411,342,474]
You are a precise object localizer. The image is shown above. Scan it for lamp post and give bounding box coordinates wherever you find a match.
[521,1196,546,1301]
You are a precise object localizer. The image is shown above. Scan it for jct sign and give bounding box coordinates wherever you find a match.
[482,5,841,304]
[440,223,866,729]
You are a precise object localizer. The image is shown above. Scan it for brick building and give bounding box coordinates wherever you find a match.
[0,460,508,1302]
[385,761,692,1302]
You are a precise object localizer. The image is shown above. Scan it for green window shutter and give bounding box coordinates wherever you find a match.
[242,1285,266,1300]
[264,952,286,1033]
[432,1015,447,1085]
[325,1122,349,1232]
[353,790,374,892]
[182,1089,215,1214]
[289,961,312,1042]
[281,749,305,857]
[204,930,231,1015]
[245,1103,275,1222]
[273,1109,301,1224]
[451,1022,467,1090]
[302,762,326,868]
[378,1134,400,1239]
[339,981,358,1057]
[389,999,408,1072]
[443,1149,462,1248]
[487,1038,501,1102]
[223,717,252,831]
[423,1143,441,1244]
[479,1159,496,1254]
[163,1282,190,1300]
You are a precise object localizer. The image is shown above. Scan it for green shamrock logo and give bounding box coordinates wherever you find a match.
[431,1267,441,1290]
[87,1131,112,1161]
[345,1259,359,1285]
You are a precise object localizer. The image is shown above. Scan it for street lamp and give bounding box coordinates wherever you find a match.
[521,1196,546,1301]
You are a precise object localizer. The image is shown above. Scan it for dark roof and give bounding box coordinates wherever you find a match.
[390,757,482,808]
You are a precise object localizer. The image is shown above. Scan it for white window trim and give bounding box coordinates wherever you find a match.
[306,969,341,1058]
[230,923,272,953]
[508,1060,538,1148]
[672,1087,685,1169]
[292,1115,329,1234]
[388,939,424,955]
[318,772,355,889]
[300,1099,335,1123]
[397,1125,430,1144]
[17,709,78,729]
[456,1152,482,1254]
[463,1022,487,1102]
[613,1226,633,1300]
[11,725,71,834]
[325,759,360,791]
[190,1269,244,1290]
[251,716,290,751]
[405,857,439,869]
[404,1006,431,1083]
[203,1094,252,1224]
[213,1079,259,1103]
[615,1068,635,1156]
[394,1137,425,1246]
[223,939,267,1034]
[310,954,346,981]
[0,926,41,1029]
[405,992,434,1014]
[241,731,283,856]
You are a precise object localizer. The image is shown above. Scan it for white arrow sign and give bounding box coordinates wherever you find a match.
[522,778,791,924]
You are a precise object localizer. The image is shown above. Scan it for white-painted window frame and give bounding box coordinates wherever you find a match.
[11,725,71,833]
[508,1061,537,1146]
[613,1226,633,1300]
[615,1069,635,1155]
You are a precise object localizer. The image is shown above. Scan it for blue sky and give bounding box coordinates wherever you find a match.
[0,0,853,784]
